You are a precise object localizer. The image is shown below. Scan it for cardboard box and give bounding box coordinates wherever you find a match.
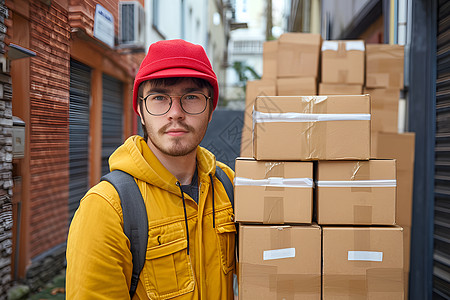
[322,226,404,299]
[277,33,322,78]
[277,77,317,96]
[241,79,277,157]
[239,224,321,299]
[321,40,365,85]
[316,160,397,225]
[235,158,313,224]
[318,83,363,95]
[365,88,400,155]
[372,132,415,227]
[366,44,404,89]
[403,225,411,299]
[253,95,371,161]
[373,133,414,297]
[262,40,278,79]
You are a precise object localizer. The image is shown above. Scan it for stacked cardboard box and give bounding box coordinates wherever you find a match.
[235,157,320,298]
[247,93,404,298]
[238,34,323,298]
[240,80,276,157]
[372,132,416,298]
[364,44,415,298]
[317,159,404,298]
[365,44,405,155]
[237,36,414,299]
[319,40,365,95]
[240,33,322,157]
[322,227,404,299]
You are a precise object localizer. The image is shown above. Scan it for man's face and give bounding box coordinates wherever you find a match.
[138,78,213,157]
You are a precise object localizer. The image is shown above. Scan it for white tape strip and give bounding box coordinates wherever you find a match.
[263,248,296,261]
[321,40,339,51]
[345,41,365,51]
[348,251,383,262]
[317,180,397,187]
[253,111,371,123]
[234,177,314,188]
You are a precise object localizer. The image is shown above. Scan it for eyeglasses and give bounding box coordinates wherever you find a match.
[141,92,210,116]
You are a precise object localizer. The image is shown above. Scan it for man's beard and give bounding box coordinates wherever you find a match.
[146,120,208,157]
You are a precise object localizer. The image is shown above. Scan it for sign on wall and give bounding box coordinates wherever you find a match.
[94,4,115,48]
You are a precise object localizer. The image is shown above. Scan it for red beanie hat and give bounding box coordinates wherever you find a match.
[133,39,219,114]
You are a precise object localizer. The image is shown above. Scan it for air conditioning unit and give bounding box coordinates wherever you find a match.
[119,1,145,48]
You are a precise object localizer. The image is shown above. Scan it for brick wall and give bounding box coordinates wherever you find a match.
[25,0,70,289]
[0,0,13,297]
[7,0,143,293]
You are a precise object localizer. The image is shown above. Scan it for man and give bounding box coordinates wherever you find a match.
[66,39,236,299]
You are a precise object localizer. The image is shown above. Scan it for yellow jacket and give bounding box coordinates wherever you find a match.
[66,136,236,299]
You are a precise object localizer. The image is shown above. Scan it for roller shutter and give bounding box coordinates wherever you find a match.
[68,60,91,220]
[433,0,450,298]
[101,74,124,175]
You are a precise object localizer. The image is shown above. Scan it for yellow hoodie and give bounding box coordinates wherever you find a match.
[66,135,236,299]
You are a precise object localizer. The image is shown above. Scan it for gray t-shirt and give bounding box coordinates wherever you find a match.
[181,167,199,203]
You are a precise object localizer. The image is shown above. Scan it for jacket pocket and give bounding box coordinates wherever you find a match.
[215,222,237,274]
[143,237,195,300]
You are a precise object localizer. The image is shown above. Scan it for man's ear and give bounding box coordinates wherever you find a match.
[208,110,213,123]
[138,102,146,125]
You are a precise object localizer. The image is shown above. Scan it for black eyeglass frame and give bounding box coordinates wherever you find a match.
[140,92,211,116]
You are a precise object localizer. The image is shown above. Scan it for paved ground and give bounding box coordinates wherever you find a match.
[28,270,65,300]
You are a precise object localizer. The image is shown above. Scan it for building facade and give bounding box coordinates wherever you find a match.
[1,0,231,296]
[6,0,144,294]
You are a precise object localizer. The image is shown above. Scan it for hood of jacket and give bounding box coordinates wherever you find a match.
[108,135,217,195]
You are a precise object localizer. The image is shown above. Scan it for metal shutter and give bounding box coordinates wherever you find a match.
[101,74,124,175]
[69,60,91,220]
[434,0,450,298]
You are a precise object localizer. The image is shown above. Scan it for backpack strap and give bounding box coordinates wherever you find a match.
[101,170,148,299]
[215,165,234,209]
[214,165,239,297]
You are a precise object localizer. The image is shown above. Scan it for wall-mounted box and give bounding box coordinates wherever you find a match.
[13,116,25,159]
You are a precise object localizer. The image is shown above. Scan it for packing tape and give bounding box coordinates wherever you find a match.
[240,262,277,288]
[351,161,368,180]
[263,247,295,261]
[316,180,397,187]
[263,197,284,224]
[323,274,366,295]
[270,226,292,250]
[348,251,382,262]
[345,41,365,51]
[241,263,321,296]
[353,229,372,268]
[265,162,285,192]
[321,40,339,51]
[270,274,322,297]
[253,111,371,123]
[353,205,373,224]
[235,177,314,188]
[366,268,404,293]
[350,161,372,193]
[300,95,328,105]
[264,162,284,177]
[323,269,404,296]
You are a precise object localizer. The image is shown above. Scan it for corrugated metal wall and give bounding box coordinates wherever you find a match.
[101,74,124,175]
[68,60,91,220]
[433,0,450,298]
